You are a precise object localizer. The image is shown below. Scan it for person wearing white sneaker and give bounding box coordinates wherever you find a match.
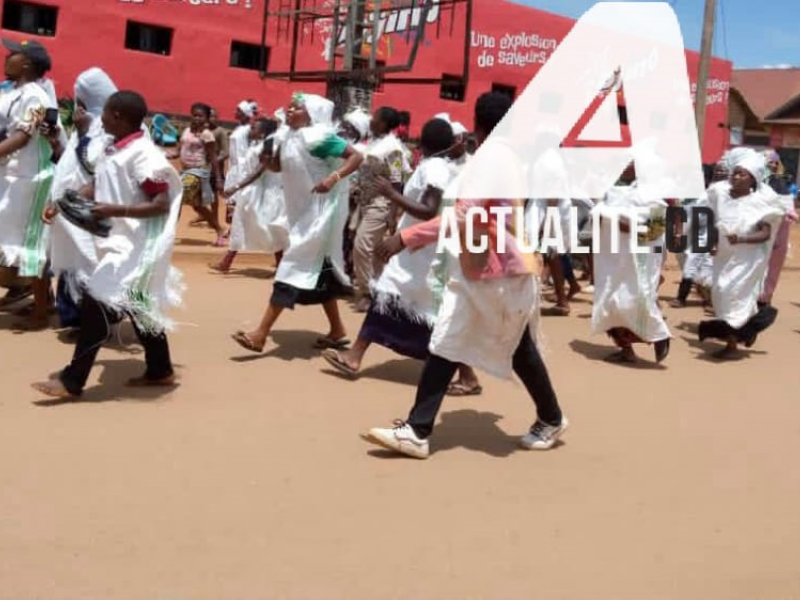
[362,92,567,458]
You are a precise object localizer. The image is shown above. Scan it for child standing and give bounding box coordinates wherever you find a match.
[171,102,225,245]
[33,91,184,398]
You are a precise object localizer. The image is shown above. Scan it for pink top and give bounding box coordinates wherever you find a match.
[400,199,540,281]
[179,127,216,169]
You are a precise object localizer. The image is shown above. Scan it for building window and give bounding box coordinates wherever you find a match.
[2,0,58,36]
[492,83,516,100]
[230,40,270,71]
[440,74,466,102]
[125,21,173,56]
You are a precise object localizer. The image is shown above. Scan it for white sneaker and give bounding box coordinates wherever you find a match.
[361,420,430,459]
[520,417,569,451]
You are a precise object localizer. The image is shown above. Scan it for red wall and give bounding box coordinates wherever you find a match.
[0,0,731,162]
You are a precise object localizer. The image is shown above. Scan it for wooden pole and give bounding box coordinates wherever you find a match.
[694,0,717,150]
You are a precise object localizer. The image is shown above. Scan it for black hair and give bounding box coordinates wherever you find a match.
[420,118,454,156]
[375,106,401,131]
[106,91,148,128]
[29,57,50,79]
[191,102,212,118]
[474,92,512,136]
[398,111,410,126]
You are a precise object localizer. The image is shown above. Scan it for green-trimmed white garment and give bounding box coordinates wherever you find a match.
[273,125,351,291]
[0,81,55,277]
[83,134,184,334]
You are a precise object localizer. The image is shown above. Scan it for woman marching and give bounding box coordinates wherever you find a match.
[320,117,453,377]
[591,144,671,364]
[43,67,118,330]
[0,38,58,329]
[210,118,288,273]
[698,149,787,359]
[221,100,257,229]
[231,93,362,353]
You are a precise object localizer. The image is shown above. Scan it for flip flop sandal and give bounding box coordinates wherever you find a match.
[446,383,483,396]
[314,336,350,350]
[231,331,265,353]
[321,349,359,378]
[0,288,33,307]
[208,262,230,274]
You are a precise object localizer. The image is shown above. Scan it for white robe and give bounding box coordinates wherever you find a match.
[0,82,56,277]
[273,126,350,290]
[591,184,670,342]
[708,182,786,329]
[81,135,184,333]
[370,156,452,325]
[228,142,288,254]
[224,124,251,204]
[681,194,713,287]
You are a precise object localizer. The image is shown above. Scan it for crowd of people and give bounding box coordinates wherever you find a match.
[0,38,797,459]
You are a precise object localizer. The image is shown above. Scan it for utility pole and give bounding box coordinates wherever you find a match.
[695,0,717,149]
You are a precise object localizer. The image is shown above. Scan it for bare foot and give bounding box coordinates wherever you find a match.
[31,379,75,399]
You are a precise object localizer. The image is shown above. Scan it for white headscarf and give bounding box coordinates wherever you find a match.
[274,107,286,125]
[433,112,467,137]
[237,100,257,118]
[293,92,334,127]
[451,122,468,137]
[343,107,371,140]
[74,68,118,117]
[733,149,767,189]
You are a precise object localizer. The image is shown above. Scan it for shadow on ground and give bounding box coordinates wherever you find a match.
[568,339,667,370]
[32,359,184,407]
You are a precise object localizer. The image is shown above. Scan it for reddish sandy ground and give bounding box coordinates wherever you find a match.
[1,214,799,598]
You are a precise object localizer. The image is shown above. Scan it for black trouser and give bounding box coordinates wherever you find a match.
[407,329,562,439]
[699,303,778,345]
[60,294,173,395]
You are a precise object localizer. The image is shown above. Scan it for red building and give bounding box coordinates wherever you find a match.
[0,0,731,162]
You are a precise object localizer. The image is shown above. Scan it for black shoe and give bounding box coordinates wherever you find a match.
[654,338,670,363]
